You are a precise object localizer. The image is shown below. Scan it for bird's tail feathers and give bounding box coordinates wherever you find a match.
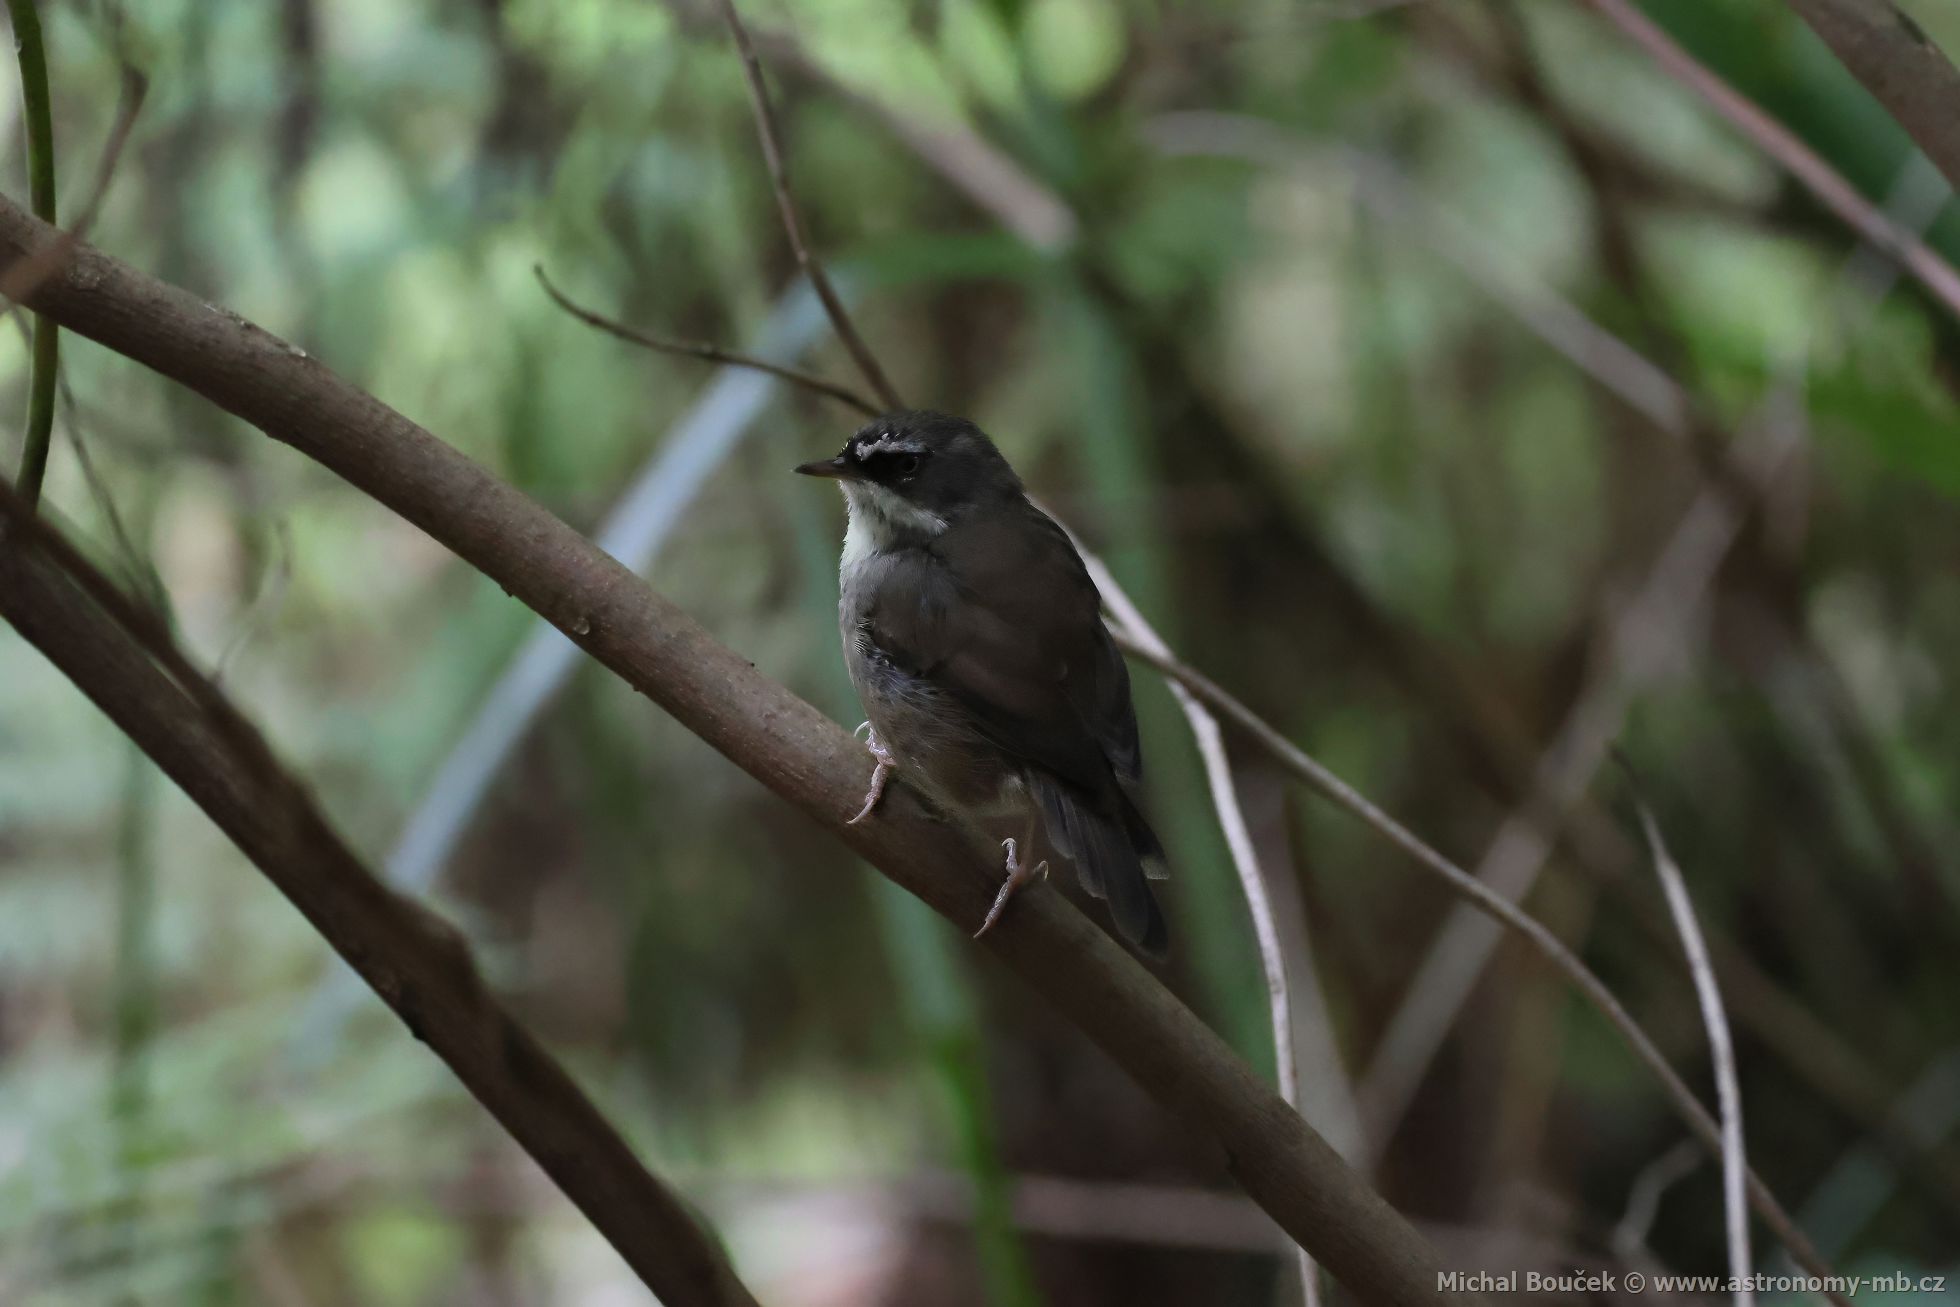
[1118,786,1170,882]
[1029,775,1169,958]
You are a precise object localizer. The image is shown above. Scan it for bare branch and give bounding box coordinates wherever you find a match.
[711,0,904,412]
[1107,630,1846,1303]
[0,483,761,1307]
[1786,0,1960,194]
[0,191,1477,1307]
[1581,0,1960,323]
[1628,780,1754,1307]
[1080,546,1323,1307]
[534,265,880,418]
[1611,1139,1703,1262]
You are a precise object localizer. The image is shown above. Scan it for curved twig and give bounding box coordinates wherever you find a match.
[711,0,903,412]
[533,266,879,418]
[1629,784,1754,1307]
[1081,548,1323,1306]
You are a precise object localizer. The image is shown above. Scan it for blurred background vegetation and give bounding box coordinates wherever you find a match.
[3,0,1960,1302]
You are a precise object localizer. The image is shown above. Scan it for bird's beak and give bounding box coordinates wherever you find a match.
[794,455,858,480]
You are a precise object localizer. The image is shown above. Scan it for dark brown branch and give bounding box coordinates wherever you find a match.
[711,0,905,412]
[0,483,758,1307]
[1787,0,1960,194]
[0,195,1478,1307]
[533,265,880,418]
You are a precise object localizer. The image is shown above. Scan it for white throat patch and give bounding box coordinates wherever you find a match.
[840,480,946,573]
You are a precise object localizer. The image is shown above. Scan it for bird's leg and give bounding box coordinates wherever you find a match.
[846,723,896,825]
[974,817,1047,940]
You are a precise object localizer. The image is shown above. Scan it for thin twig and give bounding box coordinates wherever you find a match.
[214,520,293,683]
[1580,0,1960,322]
[1611,1139,1703,1262]
[1108,631,1847,1304]
[1082,549,1321,1307]
[7,0,59,509]
[58,364,169,618]
[1629,783,1754,1307]
[534,265,879,418]
[711,0,903,412]
[0,482,762,1307]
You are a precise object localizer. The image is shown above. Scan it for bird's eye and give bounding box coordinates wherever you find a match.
[895,454,921,477]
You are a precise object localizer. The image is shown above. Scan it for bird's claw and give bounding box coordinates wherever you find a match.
[974,837,1046,939]
[846,725,896,825]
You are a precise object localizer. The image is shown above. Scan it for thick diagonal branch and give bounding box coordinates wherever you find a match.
[1787,0,1960,194]
[0,195,1474,1307]
[0,486,758,1307]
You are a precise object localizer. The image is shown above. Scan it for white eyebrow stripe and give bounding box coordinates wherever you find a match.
[853,434,926,457]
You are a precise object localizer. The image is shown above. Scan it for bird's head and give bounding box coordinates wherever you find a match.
[794,410,1023,533]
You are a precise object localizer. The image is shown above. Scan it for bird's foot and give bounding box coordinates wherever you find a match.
[846,724,896,825]
[974,837,1048,939]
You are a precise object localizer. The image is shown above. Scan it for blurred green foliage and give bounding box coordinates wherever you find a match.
[3,0,1960,1302]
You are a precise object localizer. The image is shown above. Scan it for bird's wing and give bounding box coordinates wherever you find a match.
[863,500,1138,796]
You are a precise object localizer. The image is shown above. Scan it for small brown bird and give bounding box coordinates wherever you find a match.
[796,411,1169,955]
